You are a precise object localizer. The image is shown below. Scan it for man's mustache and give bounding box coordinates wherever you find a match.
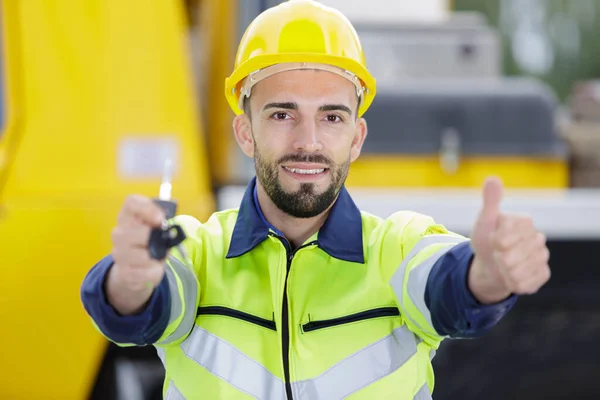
[277,154,332,166]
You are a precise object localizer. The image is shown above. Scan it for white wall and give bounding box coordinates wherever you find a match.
[318,0,451,23]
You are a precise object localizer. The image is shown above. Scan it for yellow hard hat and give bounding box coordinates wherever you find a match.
[224,0,376,117]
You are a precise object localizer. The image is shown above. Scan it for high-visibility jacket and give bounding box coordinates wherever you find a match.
[81,177,516,400]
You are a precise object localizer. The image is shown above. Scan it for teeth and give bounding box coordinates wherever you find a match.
[284,167,325,175]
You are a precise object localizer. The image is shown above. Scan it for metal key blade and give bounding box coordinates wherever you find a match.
[159,158,173,201]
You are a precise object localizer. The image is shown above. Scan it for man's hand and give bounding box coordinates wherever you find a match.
[468,177,551,304]
[105,195,167,315]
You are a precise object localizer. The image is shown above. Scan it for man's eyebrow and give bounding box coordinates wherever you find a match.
[319,104,352,115]
[263,102,297,111]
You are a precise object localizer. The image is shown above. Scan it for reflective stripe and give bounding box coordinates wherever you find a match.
[390,235,466,337]
[406,247,455,334]
[429,349,436,360]
[165,380,186,400]
[156,347,166,365]
[164,264,181,326]
[181,326,286,399]
[291,326,418,399]
[157,255,199,345]
[413,383,432,400]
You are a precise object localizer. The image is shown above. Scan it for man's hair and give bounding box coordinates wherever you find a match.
[243,97,252,120]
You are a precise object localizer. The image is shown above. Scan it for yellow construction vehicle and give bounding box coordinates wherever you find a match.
[0,1,583,399]
[0,1,216,399]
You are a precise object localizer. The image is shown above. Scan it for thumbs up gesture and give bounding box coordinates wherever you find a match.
[468,177,551,304]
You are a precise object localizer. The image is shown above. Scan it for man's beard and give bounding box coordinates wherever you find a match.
[254,145,350,219]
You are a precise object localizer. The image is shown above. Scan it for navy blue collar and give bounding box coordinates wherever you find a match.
[225,177,364,263]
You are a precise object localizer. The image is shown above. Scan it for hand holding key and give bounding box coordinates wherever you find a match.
[148,158,187,260]
[105,159,188,315]
[106,194,167,315]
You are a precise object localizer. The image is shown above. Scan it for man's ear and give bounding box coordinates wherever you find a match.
[350,117,367,162]
[233,113,254,158]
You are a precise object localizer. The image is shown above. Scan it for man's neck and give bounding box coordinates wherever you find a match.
[256,183,331,249]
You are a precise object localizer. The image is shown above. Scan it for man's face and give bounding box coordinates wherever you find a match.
[234,69,367,218]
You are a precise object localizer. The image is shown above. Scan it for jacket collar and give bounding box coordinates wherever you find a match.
[226,177,364,263]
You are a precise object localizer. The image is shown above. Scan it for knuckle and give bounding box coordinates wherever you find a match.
[497,236,512,251]
[542,266,551,281]
[111,247,127,266]
[123,195,139,209]
[111,226,125,244]
[536,232,547,246]
[124,194,148,213]
[520,215,533,227]
[543,247,550,261]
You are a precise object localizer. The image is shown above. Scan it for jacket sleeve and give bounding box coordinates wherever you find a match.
[385,212,516,347]
[424,241,517,339]
[80,215,202,347]
[79,255,171,346]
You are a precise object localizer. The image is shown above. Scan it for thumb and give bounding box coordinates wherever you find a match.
[480,176,503,223]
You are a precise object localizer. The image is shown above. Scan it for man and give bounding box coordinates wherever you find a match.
[80,1,551,399]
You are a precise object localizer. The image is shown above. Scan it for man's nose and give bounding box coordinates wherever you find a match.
[293,119,323,152]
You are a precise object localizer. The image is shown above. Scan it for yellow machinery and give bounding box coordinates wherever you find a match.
[0,1,215,398]
[0,0,569,399]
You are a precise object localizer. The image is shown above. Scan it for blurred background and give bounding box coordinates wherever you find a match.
[0,0,599,399]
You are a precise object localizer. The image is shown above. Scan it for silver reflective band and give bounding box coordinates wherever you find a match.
[429,349,436,360]
[157,255,199,345]
[181,326,286,399]
[164,264,181,326]
[291,326,418,399]
[156,347,165,364]
[390,235,466,337]
[413,383,432,400]
[165,380,186,400]
[406,247,456,333]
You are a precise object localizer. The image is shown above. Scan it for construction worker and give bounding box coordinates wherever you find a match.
[80,1,551,399]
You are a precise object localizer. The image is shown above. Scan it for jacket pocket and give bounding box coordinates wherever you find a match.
[197,306,276,331]
[302,307,400,333]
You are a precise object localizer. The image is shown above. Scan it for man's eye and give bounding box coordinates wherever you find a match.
[272,112,290,120]
[326,115,342,123]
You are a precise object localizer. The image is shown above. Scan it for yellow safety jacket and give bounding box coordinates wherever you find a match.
[82,177,516,399]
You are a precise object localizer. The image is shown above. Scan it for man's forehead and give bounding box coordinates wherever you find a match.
[254,69,356,97]
[252,69,358,107]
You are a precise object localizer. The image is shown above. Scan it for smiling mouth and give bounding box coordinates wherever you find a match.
[283,166,328,175]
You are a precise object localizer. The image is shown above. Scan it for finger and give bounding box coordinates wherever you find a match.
[493,232,547,269]
[480,176,504,224]
[495,214,536,240]
[111,225,153,248]
[490,229,522,253]
[503,247,551,290]
[508,263,551,295]
[112,246,158,269]
[118,195,165,227]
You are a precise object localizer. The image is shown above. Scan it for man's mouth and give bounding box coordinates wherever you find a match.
[283,166,327,175]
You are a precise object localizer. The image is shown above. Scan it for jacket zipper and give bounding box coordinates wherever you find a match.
[302,307,400,332]
[197,306,276,331]
[272,233,317,400]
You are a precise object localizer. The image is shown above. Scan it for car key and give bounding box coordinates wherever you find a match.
[148,158,187,260]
